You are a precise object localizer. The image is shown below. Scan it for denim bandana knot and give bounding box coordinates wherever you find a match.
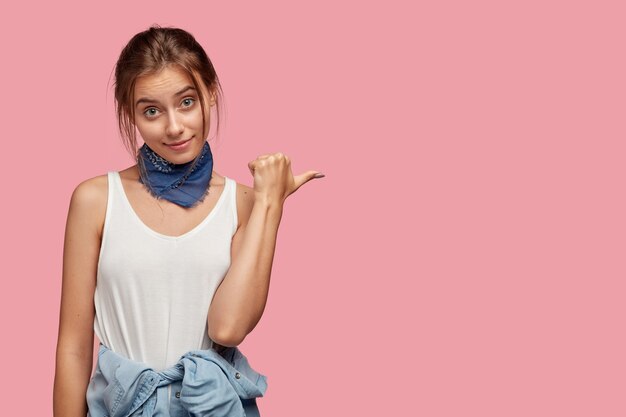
[138,141,213,208]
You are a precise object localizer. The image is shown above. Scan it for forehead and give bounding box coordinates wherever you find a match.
[134,65,197,98]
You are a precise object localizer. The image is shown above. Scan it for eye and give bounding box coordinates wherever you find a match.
[181,97,196,108]
[144,107,159,118]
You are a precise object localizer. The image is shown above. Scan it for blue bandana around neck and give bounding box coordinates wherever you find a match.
[137,141,213,208]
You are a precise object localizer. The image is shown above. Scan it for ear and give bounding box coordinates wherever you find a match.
[208,89,217,107]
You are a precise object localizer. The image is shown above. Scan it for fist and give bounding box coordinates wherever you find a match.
[247,152,323,204]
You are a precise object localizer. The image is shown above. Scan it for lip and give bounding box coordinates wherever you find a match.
[166,137,193,150]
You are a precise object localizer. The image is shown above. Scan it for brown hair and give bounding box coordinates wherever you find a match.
[113,24,224,172]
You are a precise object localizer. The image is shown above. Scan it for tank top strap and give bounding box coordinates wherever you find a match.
[103,170,144,234]
[224,176,239,236]
[106,170,129,217]
[106,170,123,198]
[107,171,121,197]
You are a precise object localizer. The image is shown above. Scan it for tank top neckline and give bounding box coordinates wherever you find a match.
[111,171,231,241]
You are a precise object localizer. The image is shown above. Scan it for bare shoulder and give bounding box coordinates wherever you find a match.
[234,180,255,229]
[68,173,109,238]
[71,174,108,207]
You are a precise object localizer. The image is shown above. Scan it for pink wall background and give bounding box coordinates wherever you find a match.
[1,0,625,415]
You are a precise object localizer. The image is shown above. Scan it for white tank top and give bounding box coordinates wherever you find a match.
[94,171,238,371]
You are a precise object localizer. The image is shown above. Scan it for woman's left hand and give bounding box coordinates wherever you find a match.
[248,152,323,205]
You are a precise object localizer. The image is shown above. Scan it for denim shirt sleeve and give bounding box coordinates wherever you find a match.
[86,344,267,417]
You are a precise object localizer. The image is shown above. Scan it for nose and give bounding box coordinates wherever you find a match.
[166,112,185,138]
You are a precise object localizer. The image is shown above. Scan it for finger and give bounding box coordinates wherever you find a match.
[293,170,324,191]
[257,152,290,161]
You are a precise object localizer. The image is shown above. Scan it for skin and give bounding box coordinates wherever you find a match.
[53,64,323,416]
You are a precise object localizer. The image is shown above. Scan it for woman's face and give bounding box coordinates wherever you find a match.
[133,65,215,165]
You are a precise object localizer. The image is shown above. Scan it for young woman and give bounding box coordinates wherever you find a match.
[53,25,323,416]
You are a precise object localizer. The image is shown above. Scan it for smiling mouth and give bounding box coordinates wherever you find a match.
[166,137,193,146]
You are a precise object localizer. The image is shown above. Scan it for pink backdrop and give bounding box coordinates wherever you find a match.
[1,0,625,415]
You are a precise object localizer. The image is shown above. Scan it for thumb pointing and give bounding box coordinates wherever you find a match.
[293,170,324,190]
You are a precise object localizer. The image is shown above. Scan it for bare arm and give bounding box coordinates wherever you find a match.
[208,153,321,346]
[208,185,283,347]
[53,176,106,417]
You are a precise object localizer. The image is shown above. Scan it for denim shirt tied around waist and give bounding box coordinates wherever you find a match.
[86,343,267,417]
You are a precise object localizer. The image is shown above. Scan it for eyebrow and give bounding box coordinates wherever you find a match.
[135,85,197,107]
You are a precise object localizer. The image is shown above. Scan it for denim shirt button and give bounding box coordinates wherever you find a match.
[175,391,181,398]
[235,372,241,379]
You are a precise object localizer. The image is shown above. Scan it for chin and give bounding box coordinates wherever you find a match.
[164,146,204,165]
[162,152,194,165]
